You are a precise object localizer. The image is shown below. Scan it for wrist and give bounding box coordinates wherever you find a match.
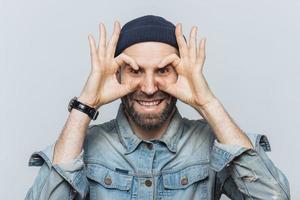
[194,97,221,114]
[69,96,100,120]
[69,107,92,121]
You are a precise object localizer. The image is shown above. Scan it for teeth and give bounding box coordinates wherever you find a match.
[137,100,161,106]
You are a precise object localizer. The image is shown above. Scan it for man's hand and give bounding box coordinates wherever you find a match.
[156,23,253,148]
[156,23,216,109]
[79,21,140,109]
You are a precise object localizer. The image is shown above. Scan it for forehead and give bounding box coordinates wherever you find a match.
[122,42,179,67]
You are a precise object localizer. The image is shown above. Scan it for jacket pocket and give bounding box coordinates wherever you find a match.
[159,163,209,199]
[86,164,134,200]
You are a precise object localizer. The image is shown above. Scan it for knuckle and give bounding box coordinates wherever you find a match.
[118,53,125,59]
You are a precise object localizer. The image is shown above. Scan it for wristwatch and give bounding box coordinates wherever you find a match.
[68,96,99,120]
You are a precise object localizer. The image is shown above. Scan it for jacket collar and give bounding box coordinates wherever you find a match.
[115,103,184,154]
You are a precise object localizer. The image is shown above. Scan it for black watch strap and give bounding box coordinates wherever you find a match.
[68,96,99,120]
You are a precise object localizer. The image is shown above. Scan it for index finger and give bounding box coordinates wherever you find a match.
[114,53,139,71]
[175,23,189,59]
[157,53,182,74]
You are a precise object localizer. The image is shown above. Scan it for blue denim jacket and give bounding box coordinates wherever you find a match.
[25,103,290,199]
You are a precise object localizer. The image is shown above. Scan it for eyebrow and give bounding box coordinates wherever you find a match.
[125,64,171,70]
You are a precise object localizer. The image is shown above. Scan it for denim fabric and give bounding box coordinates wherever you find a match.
[25,103,290,200]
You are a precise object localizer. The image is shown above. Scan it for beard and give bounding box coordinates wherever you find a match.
[121,90,177,131]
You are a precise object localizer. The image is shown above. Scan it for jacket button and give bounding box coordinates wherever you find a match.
[181,177,188,185]
[145,143,153,150]
[104,177,112,185]
[145,179,152,187]
[71,189,77,197]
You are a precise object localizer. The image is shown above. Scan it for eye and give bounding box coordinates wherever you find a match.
[129,68,142,75]
[158,66,170,74]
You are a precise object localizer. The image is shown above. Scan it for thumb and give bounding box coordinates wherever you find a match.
[156,79,177,97]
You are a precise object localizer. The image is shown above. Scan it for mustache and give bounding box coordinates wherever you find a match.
[128,90,170,100]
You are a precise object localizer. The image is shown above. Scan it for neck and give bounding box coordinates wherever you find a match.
[125,108,176,141]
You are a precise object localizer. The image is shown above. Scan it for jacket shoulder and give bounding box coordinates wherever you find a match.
[181,117,215,147]
[83,119,119,152]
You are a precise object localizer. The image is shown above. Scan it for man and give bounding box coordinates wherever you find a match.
[25,15,290,200]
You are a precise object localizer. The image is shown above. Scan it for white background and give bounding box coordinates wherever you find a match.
[0,0,299,199]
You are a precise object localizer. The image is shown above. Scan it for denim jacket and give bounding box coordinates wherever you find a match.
[25,103,290,200]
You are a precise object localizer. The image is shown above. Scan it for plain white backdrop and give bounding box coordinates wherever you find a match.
[0,0,299,199]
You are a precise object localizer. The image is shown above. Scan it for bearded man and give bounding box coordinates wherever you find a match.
[25,15,290,200]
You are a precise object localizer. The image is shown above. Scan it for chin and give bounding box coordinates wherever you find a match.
[121,94,177,131]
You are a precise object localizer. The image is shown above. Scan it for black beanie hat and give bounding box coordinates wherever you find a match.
[114,15,186,57]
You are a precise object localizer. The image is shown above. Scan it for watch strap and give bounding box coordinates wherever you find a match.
[68,96,99,120]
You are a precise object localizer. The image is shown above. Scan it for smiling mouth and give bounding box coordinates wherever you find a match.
[135,99,164,107]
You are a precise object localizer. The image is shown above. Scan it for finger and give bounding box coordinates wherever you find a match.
[114,53,139,70]
[188,26,197,62]
[157,53,182,73]
[98,23,107,59]
[88,34,98,66]
[175,23,188,58]
[196,38,206,67]
[88,34,97,55]
[106,21,121,59]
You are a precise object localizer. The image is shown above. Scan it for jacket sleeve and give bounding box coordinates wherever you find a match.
[24,125,94,200]
[210,132,290,200]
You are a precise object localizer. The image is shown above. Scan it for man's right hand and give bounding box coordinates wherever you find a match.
[78,21,140,109]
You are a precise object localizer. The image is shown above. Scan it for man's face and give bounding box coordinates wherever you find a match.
[117,42,179,131]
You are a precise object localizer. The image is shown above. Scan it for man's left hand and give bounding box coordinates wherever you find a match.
[156,23,216,109]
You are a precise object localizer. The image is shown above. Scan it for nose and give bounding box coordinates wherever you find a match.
[140,74,158,95]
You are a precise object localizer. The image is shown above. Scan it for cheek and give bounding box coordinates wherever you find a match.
[119,73,131,84]
[120,72,142,84]
[170,73,178,83]
[165,68,178,83]
[157,74,177,85]
[118,68,131,83]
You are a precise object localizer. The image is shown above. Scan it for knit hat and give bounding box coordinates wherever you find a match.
[114,15,186,57]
